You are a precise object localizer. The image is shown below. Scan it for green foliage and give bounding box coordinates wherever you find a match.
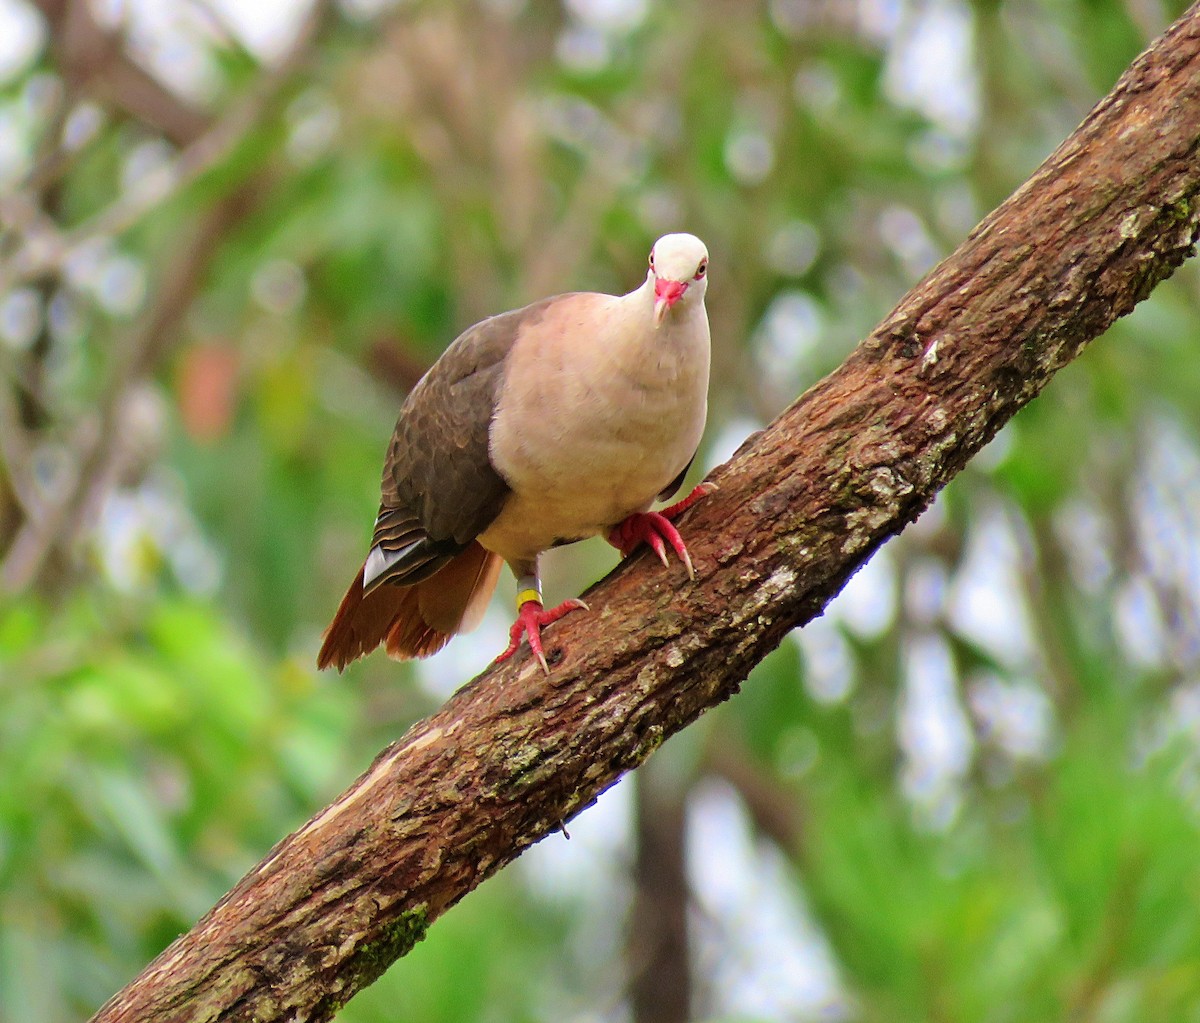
[0,592,355,1017]
[2,1,1200,1021]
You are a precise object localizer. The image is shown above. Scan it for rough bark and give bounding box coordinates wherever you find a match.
[91,7,1200,1022]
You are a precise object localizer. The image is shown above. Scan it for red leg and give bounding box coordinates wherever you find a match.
[659,482,716,520]
[494,598,588,673]
[607,482,716,580]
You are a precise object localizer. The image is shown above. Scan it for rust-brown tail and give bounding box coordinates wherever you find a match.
[317,542,503,671]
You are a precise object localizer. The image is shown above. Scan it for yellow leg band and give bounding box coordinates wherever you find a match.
[515,588,542,609]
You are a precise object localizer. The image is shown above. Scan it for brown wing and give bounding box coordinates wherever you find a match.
[658,454,696,503]
[363,295,566,593]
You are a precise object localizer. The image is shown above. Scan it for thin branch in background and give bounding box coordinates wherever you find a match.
[179,0,258,62]
[1,0,241,560]
[0,0,336,297]
[0,176,265,593]
[365,337,433,397]
[1017,514,1088,716]
[703,731,804,853]
[0,382,40,521]
[371,5,700,311]
[19,77,77,198]
[0,0,338,594]
[629,765,691,1023]
[29,0,211,146]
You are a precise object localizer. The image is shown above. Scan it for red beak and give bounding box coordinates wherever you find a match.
[653,278,688,327]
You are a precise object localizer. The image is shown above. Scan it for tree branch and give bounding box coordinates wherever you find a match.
[0,0,337,298]
[0,0,338,594]
[629,765,691,1023]
[30,0,212,146]
[90,7,1200,1022]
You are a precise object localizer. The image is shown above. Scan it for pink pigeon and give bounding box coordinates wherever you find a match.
[319,233,713,673]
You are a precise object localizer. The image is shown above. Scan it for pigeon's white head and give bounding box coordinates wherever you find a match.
[647,233,709,328]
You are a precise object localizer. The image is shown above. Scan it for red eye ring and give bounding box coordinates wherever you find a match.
[649,251,656,270]
[694,259,707,279]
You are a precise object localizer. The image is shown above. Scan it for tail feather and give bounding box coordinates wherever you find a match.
[417,541,503,634]
[317,541,503,671]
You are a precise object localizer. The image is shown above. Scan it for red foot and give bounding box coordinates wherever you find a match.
[607,483,716,580]
[494,598,589,673]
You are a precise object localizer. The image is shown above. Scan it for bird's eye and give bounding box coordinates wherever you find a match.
[648,251,656,270]
[694,259,707,279]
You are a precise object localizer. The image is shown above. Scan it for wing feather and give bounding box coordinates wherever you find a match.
[366,295,569,585]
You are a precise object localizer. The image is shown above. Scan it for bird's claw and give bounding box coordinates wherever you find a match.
[647,531,669,568]
[607,482,714,581]
[494,598,589,673]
